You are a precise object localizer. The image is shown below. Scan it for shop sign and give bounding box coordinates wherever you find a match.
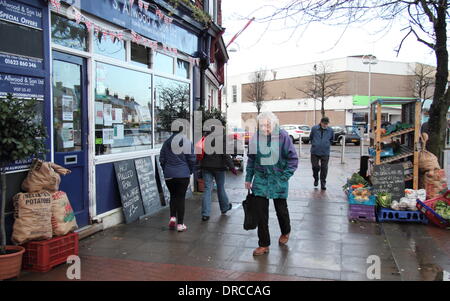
[0,52,44,71]
[0,73,44,99]
[62,0,198,55]
[0,0,43,30]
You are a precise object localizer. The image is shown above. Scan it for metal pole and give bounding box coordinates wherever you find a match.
[298,136,302,158]
[341,135,346,164]
[313,64,317,125]
[359,126,365,157]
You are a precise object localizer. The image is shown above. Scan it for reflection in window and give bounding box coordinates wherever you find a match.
[176,59,190,79]
[94,34,126,61]
[95,62,152,155]
[51,14,88,52]
[154,76,190,146]
[131,42,152,68]
[154,52,174,74]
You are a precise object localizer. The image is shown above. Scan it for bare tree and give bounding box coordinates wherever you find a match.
[297,63,344,118]
[246,69,267,115]
[411,63,435,108]
[253,0,450,158]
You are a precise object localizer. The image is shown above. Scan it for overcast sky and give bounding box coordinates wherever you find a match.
[222,0,436,76]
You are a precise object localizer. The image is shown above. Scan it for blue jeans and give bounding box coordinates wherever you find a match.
[202,170,230,217]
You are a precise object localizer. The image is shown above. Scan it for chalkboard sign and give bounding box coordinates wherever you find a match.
[114,160,145,224]
[134,157,161,215]
[155,155,170,206]
[371,163,405,202]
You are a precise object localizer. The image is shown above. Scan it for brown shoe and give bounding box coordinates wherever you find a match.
[279,233,290,245]
[253,247,269,256]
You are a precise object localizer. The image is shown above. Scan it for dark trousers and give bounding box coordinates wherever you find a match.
[165,178,190,224]
[311,154,330,184]
[254,196,291,247]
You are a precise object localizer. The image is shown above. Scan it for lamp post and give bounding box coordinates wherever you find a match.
[362,54,378,157]
[313,64,317,125]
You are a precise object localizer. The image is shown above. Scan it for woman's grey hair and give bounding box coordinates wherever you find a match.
[257,111,279,126]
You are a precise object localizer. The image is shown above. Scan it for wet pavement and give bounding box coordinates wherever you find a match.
[17,147,450,281]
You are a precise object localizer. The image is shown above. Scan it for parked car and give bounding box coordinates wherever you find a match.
[331,125,361,145]
[280,124,311,143]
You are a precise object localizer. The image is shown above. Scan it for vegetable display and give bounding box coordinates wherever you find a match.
[435,201,450,221]
[377,192,392,208]
[343,173,368,191]
[352,188,372,202]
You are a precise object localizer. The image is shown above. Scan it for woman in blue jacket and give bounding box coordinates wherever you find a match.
[159,130,196,232]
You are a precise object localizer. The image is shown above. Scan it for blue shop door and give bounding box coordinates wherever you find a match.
[52,51,89,227]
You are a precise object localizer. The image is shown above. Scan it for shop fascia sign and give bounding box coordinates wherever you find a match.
[61,0,198,55]
[0,0,42,30]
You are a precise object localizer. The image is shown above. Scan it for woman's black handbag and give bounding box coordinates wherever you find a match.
[242,191,258,230]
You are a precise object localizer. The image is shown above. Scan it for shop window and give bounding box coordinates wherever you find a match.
[95,62,152,155]
[94,34,126,61]
[154,76,190,146]
[0,20,43,59]
[154,52,174,75]
[131,42,152,69]
[176,59,190,79]
[51,14,88,52]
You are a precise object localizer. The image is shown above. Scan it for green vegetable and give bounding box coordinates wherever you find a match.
[377,192,392,208]
[435,201,450,221]
[343,173,368,191]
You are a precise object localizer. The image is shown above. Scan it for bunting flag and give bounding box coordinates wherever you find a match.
[129,0,135,8]
[144,2,149,11]
[85,20,92,32]
[138,0,143,10]
[49,0,61,12]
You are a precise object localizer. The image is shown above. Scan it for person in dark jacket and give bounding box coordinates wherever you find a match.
[159,130,196,232]
[200,129,238,221]
[309,117,334,190]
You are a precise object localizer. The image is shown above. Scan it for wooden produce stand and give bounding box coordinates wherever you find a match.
[369,98,421,189]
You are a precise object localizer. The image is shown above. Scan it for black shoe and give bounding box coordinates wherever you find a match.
[202,216,210,221]
[221,203,232,215]
[321,183,327,190]
[314,179,319,187]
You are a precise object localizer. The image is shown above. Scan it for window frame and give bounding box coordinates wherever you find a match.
[49,8,193,165]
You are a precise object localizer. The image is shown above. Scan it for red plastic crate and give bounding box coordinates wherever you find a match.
[22,232,79,272]
[416,191,450,229]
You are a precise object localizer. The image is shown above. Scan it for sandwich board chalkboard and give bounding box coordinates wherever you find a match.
[134,157,161,215]
[155,155,170,206]
[114,160,145,224]
[371,163,405,202]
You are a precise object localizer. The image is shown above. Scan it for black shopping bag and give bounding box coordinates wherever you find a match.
[242,191,258,230]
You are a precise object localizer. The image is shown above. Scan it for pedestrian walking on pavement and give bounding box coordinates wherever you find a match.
[198,129,238,221]
[309,116,334,190]
[159,129,196,232]
[245,112,299,256]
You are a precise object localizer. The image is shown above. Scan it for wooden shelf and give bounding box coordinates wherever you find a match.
[380,128,415,141]
[379,145,414,164]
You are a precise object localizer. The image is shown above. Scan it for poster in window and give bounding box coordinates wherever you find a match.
[95,101,104,125]
[61,123,74,148]
[137,106,151,122]
[113,108,123,124]
[62,95,74,121]
[114,124,124,140]
[102,128,114,145]
[103,103,113,126]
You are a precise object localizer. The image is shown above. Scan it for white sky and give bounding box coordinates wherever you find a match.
[222,0,436,76]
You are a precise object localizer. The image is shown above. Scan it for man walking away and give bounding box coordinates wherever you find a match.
[309,117,334,190]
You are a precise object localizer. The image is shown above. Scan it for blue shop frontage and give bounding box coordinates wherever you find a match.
[0,0,227,239]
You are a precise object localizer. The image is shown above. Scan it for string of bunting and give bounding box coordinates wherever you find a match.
[49,0,61,12]
[65,6,196,63]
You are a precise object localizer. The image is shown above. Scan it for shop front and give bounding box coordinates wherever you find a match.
[1,0,208,235]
